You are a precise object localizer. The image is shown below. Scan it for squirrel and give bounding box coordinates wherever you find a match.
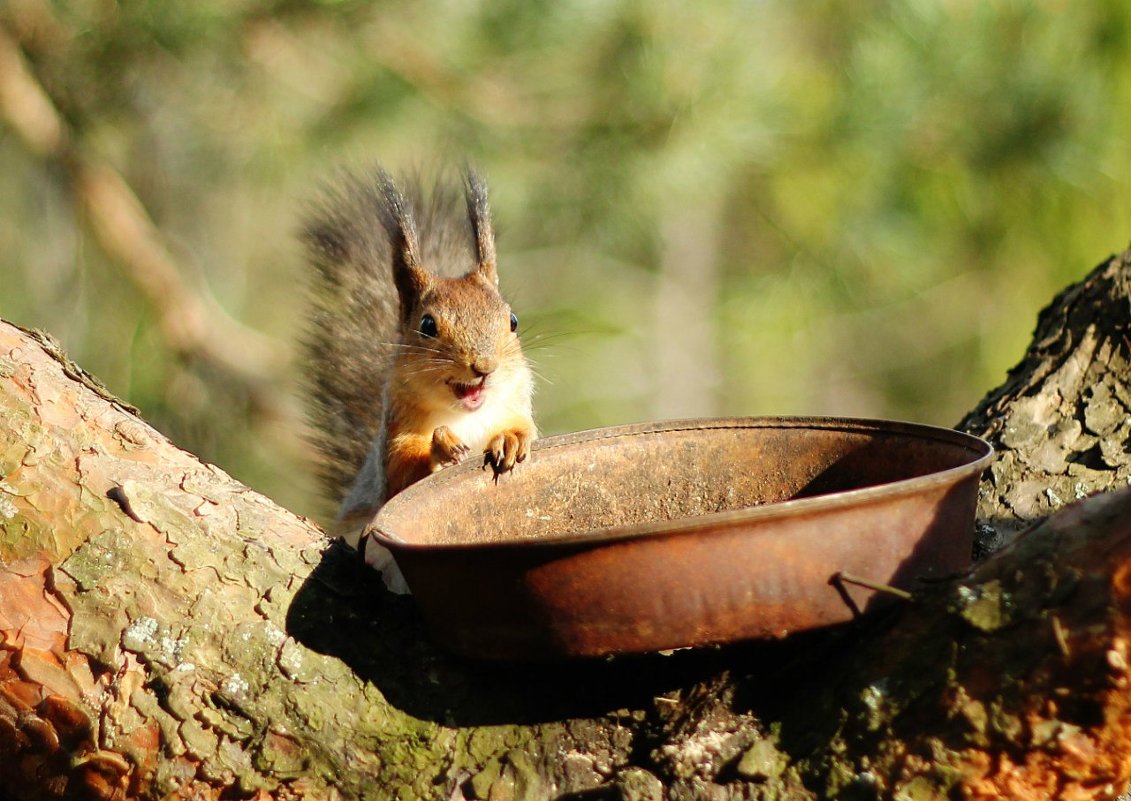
[301,167,537,591]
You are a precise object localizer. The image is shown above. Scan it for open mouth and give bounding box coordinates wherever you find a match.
[449,378,487,411]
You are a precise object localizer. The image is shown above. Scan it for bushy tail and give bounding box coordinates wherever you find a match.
[301,172,401,506]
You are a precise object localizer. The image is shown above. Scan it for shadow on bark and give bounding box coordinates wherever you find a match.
[284,540,833,726]
[284,528,986,734]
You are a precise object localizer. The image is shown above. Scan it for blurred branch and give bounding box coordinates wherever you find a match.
[0,22,287,405]
[653,193,723,418]
[0,16,63,156]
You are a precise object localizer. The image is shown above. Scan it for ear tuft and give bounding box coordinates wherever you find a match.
[375,169,431,317]
[465,169,498,286]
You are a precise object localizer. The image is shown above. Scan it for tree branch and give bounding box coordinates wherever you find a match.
[3,248,1131,800]
[0,22,286,400]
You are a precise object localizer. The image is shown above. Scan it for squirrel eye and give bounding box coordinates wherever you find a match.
[419,314,438,338]
[509,312,519,332]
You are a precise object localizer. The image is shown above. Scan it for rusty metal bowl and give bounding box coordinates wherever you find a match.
[367,417,992,660]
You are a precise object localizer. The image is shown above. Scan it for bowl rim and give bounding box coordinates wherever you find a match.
[367,415,993,552]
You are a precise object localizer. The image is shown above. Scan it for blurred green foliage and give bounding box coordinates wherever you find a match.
[2,0,1129,518]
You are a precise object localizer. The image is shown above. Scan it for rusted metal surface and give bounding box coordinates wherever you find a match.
[368,417,993,660]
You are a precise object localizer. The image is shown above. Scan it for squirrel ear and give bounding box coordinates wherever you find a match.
[376,169,432,313]
[392,257,432,322]
[465,169,498,286]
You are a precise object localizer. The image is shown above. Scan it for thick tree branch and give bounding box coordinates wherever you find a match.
[2,248,1131,800]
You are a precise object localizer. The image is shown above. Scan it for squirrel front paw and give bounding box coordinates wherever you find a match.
[484,427,533,477]
[431,425,470,470]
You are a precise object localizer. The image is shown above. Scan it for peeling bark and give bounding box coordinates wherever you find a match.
[2,249,1131,800]
[959,249,1131,545]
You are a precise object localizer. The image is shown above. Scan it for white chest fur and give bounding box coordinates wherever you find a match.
[429,370,533,451]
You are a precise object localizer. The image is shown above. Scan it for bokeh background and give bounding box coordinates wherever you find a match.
[2,1,1129,519]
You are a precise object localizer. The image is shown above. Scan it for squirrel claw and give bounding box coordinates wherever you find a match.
[483,428,532,480]
[482,450,507,483]
[431,425,470,467]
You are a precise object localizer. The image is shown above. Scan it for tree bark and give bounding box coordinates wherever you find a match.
[3,250,1131,800]
[958,247,1131,545]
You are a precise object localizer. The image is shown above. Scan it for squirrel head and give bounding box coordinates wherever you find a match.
[378,169,524,413]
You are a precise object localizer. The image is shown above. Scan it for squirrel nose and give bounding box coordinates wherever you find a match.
[471,359,496,378]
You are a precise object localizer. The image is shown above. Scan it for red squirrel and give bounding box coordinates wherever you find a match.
[302,167,536,591]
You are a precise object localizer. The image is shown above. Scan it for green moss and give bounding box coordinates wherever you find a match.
[466,725,521,764]
[0,517,33,557]
[988,702,1023,745]
[823,754,860,798]
[615,767,663,801]
[956,697,989,747]
[953,580,1014,632]
[61,529,133,591]
[736,737,786,780]
[254,737,309,778]
[893,776,946,801]
[468,756,503,798]
[506,748,547,799]
[180,718,219,759]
